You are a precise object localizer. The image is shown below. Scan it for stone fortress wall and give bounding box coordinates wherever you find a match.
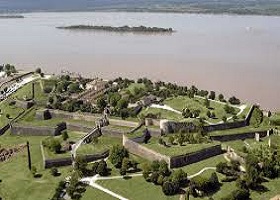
[123,135,222,168]
[11,122,66,136]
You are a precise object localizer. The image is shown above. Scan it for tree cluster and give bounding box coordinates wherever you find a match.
[142,160,187,196]
[189,172,220,197]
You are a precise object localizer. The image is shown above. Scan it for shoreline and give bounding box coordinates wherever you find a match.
[2,10,280,18]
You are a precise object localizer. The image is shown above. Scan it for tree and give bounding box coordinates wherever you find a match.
[207,110,211,118]
[121,157,130,172]
[50,139,61,153]
[74,155,87,173]
[120,167,126,176]
[48,96,54,104]
[177,133,184,146]
[157,175,164,185]
[222,116,227,123]
[162,181,179,196]
[109,145,129,168]
[171,169,188,186]
[116,98,129,110]
[150,172,159,184]
[96,96,107,111]
[218,94,224,102]
[62,131,69,141]
[50,167,59,176]
[92,162,99,174]
[68,83,81,93]
[35,67,42,74]
[229,96,241,105]
[168,136,175,145]
[158,160,170,176]
[182,108,191,118]
[96,160,108,176]
[209,91,215,100]
[204,97,210,108]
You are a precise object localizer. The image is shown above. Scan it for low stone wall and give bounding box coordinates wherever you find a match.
[36,109,139,128]
[66,122,94,133]
[15,100,34,109]
[210,130,269,142]
[44,150,109,168]
[11,122,66,136]
[169,145,223,168]
[123,135,170,166]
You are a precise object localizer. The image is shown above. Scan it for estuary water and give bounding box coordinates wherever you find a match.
[0,12,279,110]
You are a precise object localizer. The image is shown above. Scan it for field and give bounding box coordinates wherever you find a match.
[143,137,219,157]
[209,125,270,136]
[0,131,73,200]
[77,136,122,155]
[97,177,179,200]
[140,107,183,121]
[164,96,242,123]
[0,100,24,127]
[12,80,49,106]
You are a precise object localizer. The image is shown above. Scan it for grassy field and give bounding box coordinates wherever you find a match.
[97,177,179,200]
[179,155,225,174]
[0,100,24,127]
[0,131,73,200]
[12,81,49,105]
[43,131,85,159]
[140,107,183,121]
[81,187,117,200]
[164,96,241,123]
[143,137,219,157]
[77,136,122,155]
[209,126,270,136]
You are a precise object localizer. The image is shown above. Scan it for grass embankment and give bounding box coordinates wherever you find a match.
[143,137,219,157]
[209,126,270,136]
[0,100,24,127]
[140,107,183,121]
[0,131,73,200]
[43,131,86,159]
[12,80,49,105]
[77,136,122,155]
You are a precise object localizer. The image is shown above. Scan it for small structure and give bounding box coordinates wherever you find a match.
[255,133,260,142]
[140,94,163,107]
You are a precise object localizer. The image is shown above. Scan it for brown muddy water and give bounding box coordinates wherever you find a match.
[0,12,279,110]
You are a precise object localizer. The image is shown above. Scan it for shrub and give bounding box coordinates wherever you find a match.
[96,160,108,176]
[162,181,179,196]
[109,145,129,168]
[50,167,59,176]
[43,86,52,93]
[62,130,69,141]
[228,96,240,105]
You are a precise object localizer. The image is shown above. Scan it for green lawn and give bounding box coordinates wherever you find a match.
[43,131,85,159]
[81,187,117,200]
[0,131,73,200]
[143,137,220,157]
[140,107,183,121]
[179,155,225,175]
[164,96,241,123]
[97,177,179,200]
[77,136,122,155]
[12,80,49,105]
[0,100,24,127]
[209,126,270,136]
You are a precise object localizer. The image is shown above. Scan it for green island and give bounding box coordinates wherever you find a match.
[0,64,280,200]
[57,25,174,33]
